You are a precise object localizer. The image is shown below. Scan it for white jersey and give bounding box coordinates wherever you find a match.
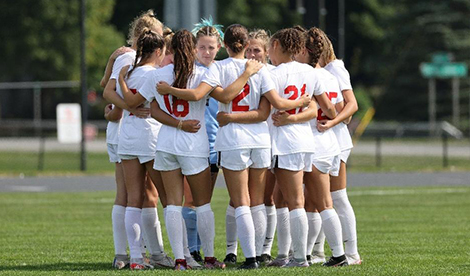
[203,58,274,151]
[106,51,136,145]
[311,68,341,158]
[270,61,326,156]
[117,65,161,156]
[139,63,210,158]
[324,60,354,151]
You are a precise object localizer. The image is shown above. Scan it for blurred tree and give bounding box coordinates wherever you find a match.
[0,0,123,119]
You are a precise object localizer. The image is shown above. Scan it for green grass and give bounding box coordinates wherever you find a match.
[0,186,469,275]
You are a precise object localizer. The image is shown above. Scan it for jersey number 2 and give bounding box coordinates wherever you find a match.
[232,84,250,112]
[285,84,306,115]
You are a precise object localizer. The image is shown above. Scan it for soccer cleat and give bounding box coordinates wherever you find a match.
[238,260,259,269]
[310,251,326,264]
[223,253,237,265]
[267,256,289,267]
[346,254,362,265]
[322,255,348,267]
[149,253,174,268]
[112,254,129,269]
[204,257,226,269]
[174,259,190,271]
[191,250,203,263]
[185,255,203,269]
[130,258,154,270]
[283,259,310,268]
[258,254,273,265]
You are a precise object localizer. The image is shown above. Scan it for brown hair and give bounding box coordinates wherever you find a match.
[128,28,165,78]
[195,26,223,45]
[163,27,174,54]
[224,24,248,54]
[127,10,164,46]
[172,29,197,89]
[270,28,304,56]
[314,28,336,66]
[304,27,325,67]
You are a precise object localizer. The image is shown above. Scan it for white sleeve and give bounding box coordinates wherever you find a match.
[270,71,281,94]
[330,61,353,91]
[311,72,327,96]
[201,62,221,88]
[337,89,344,103]
[137,73,156,102]
[110,55,135,80]
[259,67,276,94]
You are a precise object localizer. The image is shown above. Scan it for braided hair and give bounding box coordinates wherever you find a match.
[304,27,325,67]
[270,28,304,56]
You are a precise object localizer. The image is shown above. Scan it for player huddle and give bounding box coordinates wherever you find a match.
[101,9,360,271]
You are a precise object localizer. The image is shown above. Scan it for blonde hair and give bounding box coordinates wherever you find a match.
[127,10,164,46]
[163,27,175,54]
[248,29,270,52]
[316,28,336,66]
[195,26,223,45]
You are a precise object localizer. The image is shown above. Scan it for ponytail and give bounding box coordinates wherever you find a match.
[172,29,197,89]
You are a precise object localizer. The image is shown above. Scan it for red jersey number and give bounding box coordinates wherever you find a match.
[232,84,250,112]
[317,92,338,120]
[164,95,189,117]
[285,84,306,115]
[129,88,138,116]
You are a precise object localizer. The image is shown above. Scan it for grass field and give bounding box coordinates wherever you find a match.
[1,151,470,176]
[0,186,469,275]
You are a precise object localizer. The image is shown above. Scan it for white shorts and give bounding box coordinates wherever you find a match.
[339,149,351,163]
[271,152,314,172]
[107,143,121,163]
[119,154,154,164]
[218,148,271,171]
[153,151,209,176]
[312,154,338,175]
[329,155,341,177]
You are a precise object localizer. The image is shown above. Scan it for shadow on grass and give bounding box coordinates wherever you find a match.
[0,262,110,271]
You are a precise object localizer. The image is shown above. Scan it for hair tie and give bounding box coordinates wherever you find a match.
[191,15,224,43]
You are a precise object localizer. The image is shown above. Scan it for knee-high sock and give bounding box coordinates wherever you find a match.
[313,228,325,254]
[235,206,256,258]
[320,208,345,257]
[182,207,199,252]
[263,205,276,255]
[196,203,215,257]
[306,212,322,255]
[181,216,191,258]
[276,207,291,257]
[251,204,267,257]
[289,208,308,262]
[112,205,127,255]
[225,205,238,255]
[165,205,185,260]
[332,189,358,256]
[141,207,164,256]
[125,207,143,259]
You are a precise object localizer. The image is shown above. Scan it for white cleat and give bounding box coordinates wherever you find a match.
[346,254,362,265]
[149,253,175,268]
[185,255,203,269]
[310,251,326,264]
[112,254,129,269]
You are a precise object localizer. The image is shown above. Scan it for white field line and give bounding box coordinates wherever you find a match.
[348,188,469,196]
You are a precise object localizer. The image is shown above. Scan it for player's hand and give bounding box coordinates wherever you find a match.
[317,119,334,132]
[130,106,150,118]
[244,59,263,76]
[216,111,231,127]
[157,81,171,95]
[111,46,133,60]
[119,65,130,79]
[272,110,291,126]
[182,120,201,133]
[299,94,311,107]
[104,104,113,121]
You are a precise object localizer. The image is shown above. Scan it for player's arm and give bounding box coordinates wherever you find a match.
[104,104,123,122]
[100,46,133,88]
[103,76,149,118]
[271,100,317,127]
[317,89,356,131]
[314,92,336,120]
[210,59,263,104]
[150,101,201,133]
[118,66,146,109]
[156,81,214,101]
[217,96,271,127]
[263,89,311,110]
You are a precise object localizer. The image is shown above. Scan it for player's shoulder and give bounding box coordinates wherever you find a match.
[325,59,348,73]
[115,51,136,64]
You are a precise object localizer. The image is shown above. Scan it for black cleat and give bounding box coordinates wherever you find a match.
[223,253,237,265]
[257,254,273,265]
[190,251,203,263]
[238,259,259,269]
[322,255,348,267]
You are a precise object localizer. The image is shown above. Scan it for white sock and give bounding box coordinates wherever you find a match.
[125,207,143,259]
[289,208,308,262]
[225,205,238,255]
[196,203,215,258]
[182,216,191,258]
[263,205,277,255]
[332,189,358,256]
[112,205,127,255]
[235,206,256,258]
[313,228,325,254]
[165,205,184,260]
[320,208,345,257]
[141,207,164,256]
[306,212,322,255]
[276,207,291,257]
[251,204,267,257]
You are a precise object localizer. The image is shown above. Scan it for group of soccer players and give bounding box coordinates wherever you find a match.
[101,9,360,271]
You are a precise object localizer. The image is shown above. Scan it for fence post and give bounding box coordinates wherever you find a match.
[442,133,448,168]
[37,135,45,171]
[376,136,381,167]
